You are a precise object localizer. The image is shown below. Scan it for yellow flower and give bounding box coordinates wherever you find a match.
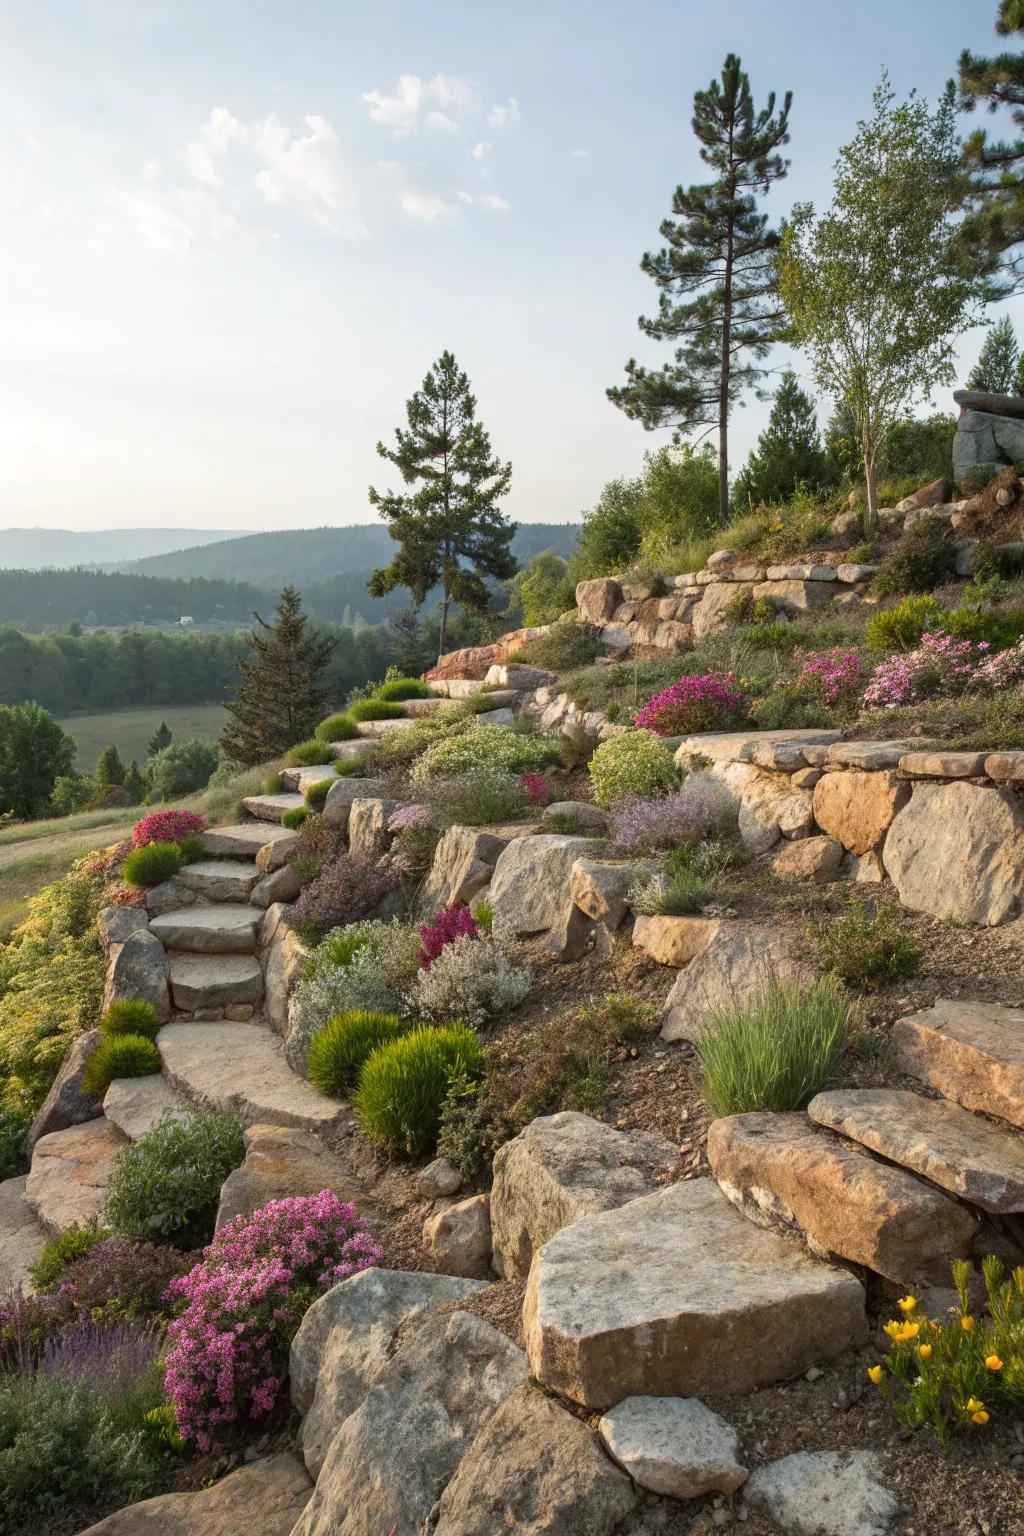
[972,1410,990,1426]
[961,1315,975,1333]
[867,1365,884,1385]
[918,1343,933,1361]
[965,1397,985,1414]
[985,1354,1004,1371]
[883,1321,920,1344]
[929,1320,940,1332]
[897,1295,918,1314]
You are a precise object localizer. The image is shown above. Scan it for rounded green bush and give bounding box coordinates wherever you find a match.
[332,757,365,778]
[588,730,679,808]
[304,778,335,809]
[376,678,429,702]
[285,739,335,767]
[82,1033,161,1097]
[177,834,205,866]
[348,698,406,722]
[102,1106,245,1245]
[315,713,358,743]
[122,841,183,888]
[100,999,162,1041]
[307,1010,409,1096]
[353,1022,485,1156]
[282,805,312,829]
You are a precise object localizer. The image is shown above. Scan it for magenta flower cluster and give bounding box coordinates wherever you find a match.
[519,771,551,806]
[634,672,746,737]
[163,1191,381,1451]
[863,633,988,709]
[132,809,206,848]
[796,648,864,707]
[418,902,479,967]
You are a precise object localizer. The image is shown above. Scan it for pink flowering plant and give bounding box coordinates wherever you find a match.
[862,634,990,710]
[519,771,551,806]
[418,902,479,967]
[387,804,434,833]
[634,672,746,737]
[163,1190,381,1451]
[795,648,865,714]
[132,809,206,848]
[976,637,1024,690]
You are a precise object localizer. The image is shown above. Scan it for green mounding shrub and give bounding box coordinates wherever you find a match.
[176,834,205,866]
[307,1010,409,1096]
[312,923,375,972]
[101,1106,245,1246]
[315,713,358,742]
[748,684,835,731]
[282,806,312,830]
[695,977,851,1117]
[512,620,605,673]
[99,1000,161,1041]
[376,677,429,701]
[872,521,957,598]
[285,739,335,766]
[122,841,182,889]
[304,778,335,809]
[332,757,365,777]
[814,901,923,992]
[82,1034,161,1098]
[410,723,555,785]
[348,698,406,722]
[263,772,284,794]
[353,1022,486,1157]
[865,595,947,653]
[588,730,679,808]
[420,771,528,828]
[945,605,1024,650]
[29,1225,108,1292]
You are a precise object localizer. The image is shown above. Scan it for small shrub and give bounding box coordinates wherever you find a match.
[751,596,779,627]
[282,805,312,830]
[99,999,161,1041]
[146,739,219,800]
[289,852,401,945]
[304,778,335,809]
[813,901,922,991]
[519,770,551,806]
[307,1010,409,1095]
[628,865,715,916]
[610,774,736,853]
[348,698,405,722]
[376,677,429,701]
[410,934,532,1027]
[588,730,679,808]
[176,833,204,865]
[122,841,182,889]
[310,922,376,972]
[315,713,358,742]
[419,770,528,827]
[872,520,957,598]
[30,1225,108,1293]
[263,772,284,794]
[865,595,947,652]
[354,1022,486,1156]
[634,672,746,736]
[470,897,494,932]
[101,1107,245,1246]
[410,723,555,785]
[695,977,850,1116]
[82,1034,161,1097]
[863,634,985,709]
[131,810,205,848]
[419,903,479,966]
[795,648,864,714]
[291,920,421,1063]
[513,619,604,672]
[748,684,835,731]
[285,739,335,766]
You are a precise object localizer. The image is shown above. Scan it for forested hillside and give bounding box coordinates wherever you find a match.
[0,526,251,569]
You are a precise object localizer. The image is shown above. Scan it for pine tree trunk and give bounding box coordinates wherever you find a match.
[438,594,449,664]
[717,156,736,529]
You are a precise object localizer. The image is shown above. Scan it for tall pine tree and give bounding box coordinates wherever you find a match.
[221,587,335,765]
[956,0,1024,293]
[608,54,792,526]
[732,370,829,507]
[968,314,1020,390]
[369,352,515,662]
[147,720,172,757]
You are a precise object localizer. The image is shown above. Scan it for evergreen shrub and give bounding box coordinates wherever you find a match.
[82,1035,161,1097]
[122,842,182,889]
[99,1000,162,1041]
[353,1023,485,1156]
[307,1010,409,1096]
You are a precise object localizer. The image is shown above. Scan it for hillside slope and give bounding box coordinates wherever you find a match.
[0,527,252,569]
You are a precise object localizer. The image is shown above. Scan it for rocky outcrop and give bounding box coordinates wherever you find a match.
[598,1395,747,1500]
[25,1029,103,1155]
[259,905,308,1036]
[76,1453,313,1536]
[489,834,599,955]
[883,781,1024,925]
[216,1123,362,1230]
[102,929,170,1020]
[660,926,814,1042]
[489,1112,678,1280]
[569,858,639,929]
[575,577,622,624]
[0,1175,47,1295]
[419,823,533,914]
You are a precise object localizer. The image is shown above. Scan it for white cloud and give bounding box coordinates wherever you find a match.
[455,189,510,213]
[362,73,476,135]
[425,110,458,133]
[488,97,520,129]
[428,74,475,112]
[105,184,236,255]
[361,74,423,133]
[401,188,449,221]
[185,139,222,188]
[249,113,360,232]
[470,141,491,161]
[569,147,590,159]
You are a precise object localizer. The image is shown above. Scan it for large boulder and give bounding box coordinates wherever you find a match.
[598,1395,747,1500]
[489,834,599,952]
[660,925,814,1042]
[25,1118,125,1236]
[419,824,531,915]
[523,1177,865,1410]
[569,858,640,929]
[259,905,308,1036]
[215,1123,363,1231]
[289,1267,485,1478]
[96,906,148,950]
[691,581,753,640]
[575,578,623,625]
[346,797,396,859]
[291,1310,529,1536]
[25,1030,103,1156]
[433,1383,636,1536]
[751,579,835,615]
[490,1112,679,1280]
[425,644,502,682]
[321,775,388,830]
[894,997,1024,1130]
[632,914,722,967]
[812,770,909,856]
[883,781,1024,925]
[75,1453,313,1536]
[102,929,170,1021]
[0,1176,47,1296]
[895,476,953,512]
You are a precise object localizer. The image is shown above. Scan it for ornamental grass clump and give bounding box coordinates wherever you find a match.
[101,1106,245,1247]
[285,738,335,767]
[303,778,335,809]
[353,1022,486,1156]
[348,698,406,722]
[695,977,851,1117]
[99,999,161,1041]
[132,810,205,848]
[315,712,358,742]
[82,1034,161,1098]
[588,730,679,809]
[163,1191,382,1451]
[376,677,429,701]
[633,672,746,736]
[282,805,311,830]
[121,841,184,889]
[307,1010,409,1096]
[867,1258,1024,1449]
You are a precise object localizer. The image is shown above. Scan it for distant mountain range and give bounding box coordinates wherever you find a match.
[0,527,253,570]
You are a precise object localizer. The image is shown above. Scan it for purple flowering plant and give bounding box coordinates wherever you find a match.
[634,672,746,737]
[163,1190,381,1451]
[610,775,736,853]
[418,902,480,967]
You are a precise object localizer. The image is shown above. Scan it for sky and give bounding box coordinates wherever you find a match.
[0,0,1015,533]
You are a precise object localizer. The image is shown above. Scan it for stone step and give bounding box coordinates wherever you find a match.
[327,739,380,764]
[280,765,339,794]
[202,821,297,860]
[103,1075,189,1140]
[242,792,307,823]
[157,1020,349,1131]
[167,951,265,1010]
[808,1088,1024,1214]
[0,1175,48,1294]
[355,717,418,738]
[707,1111,977,1284]
[25,1118,126,1235]
[178,857,262,903]
[895,998,1024,1130]
[150,903,263,954]
[523,1176,865,1411]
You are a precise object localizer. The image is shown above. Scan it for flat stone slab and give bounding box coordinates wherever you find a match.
[0,1175,47,1294]
[243,792,307,822]
[808,1088,1024,1213]
[76,1452,313,1536]
[985,750,1024,781]
[158,1020,348,1130]
[825,739,937,770]
[598,1395,747,1500]
[167,951,264,1009]
[202,821,296,859]
[898,750,988,779]
[707,1112,976,1283]
[954,387,1024,420]
[674,728,839,770]
[895,999,1024,1131]
[744,1449,898,1536]
[151,903,263,954]
[25,1118,125,1235]
[523,1177,865,1410]
[280,766,340,792]
[103,1075,188,1140]
[178,858,262,902]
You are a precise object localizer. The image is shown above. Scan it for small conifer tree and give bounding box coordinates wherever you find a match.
[123,759,145,805]
[732,370,830,507]
[147,720,173,757]
[221,587,336,764]
[967,314,1020,392]
[94,744,126,790]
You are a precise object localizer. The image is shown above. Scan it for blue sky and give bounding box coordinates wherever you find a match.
[0,0,1010,531]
